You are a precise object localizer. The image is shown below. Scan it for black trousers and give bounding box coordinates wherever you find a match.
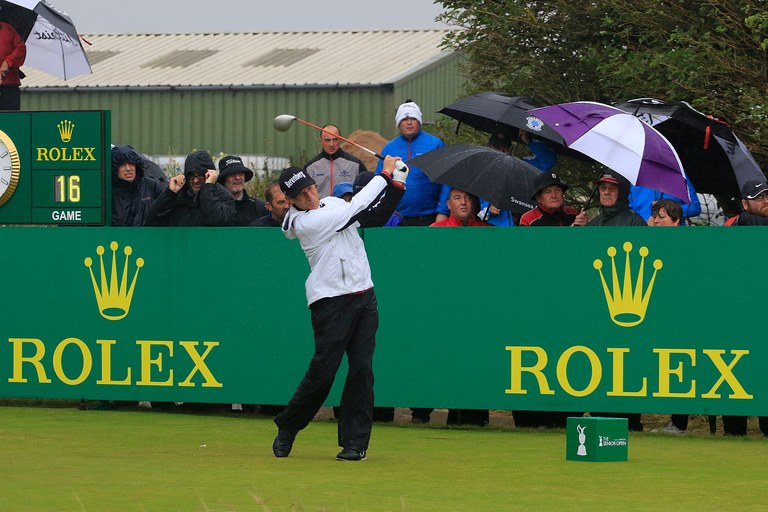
[0,86,20,111]
[275,289,378,451]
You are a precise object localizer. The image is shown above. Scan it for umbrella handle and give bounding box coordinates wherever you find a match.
[583,185,599,211]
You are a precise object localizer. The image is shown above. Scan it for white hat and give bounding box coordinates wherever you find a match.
[395,100,423,127]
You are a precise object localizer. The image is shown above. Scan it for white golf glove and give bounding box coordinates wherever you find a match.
[392,160,409,185]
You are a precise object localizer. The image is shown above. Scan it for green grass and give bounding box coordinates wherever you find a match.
[1,406,766,511]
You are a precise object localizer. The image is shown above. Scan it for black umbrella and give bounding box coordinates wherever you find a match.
[408,144,540,214]
[438,92,566,147]
[615,98,765,198]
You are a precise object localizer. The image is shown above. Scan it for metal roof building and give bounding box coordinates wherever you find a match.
[22,30,467,165]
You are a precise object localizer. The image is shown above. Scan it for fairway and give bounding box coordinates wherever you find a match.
[1,405,766,511]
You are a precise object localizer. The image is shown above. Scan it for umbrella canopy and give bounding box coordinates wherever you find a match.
[0,0,91,80]
[408,144,540,214]
[438,92,566,147]
[614,98,765,198]
[530,101,691,202]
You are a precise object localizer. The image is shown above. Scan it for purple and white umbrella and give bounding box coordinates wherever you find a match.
[529,101,690,202]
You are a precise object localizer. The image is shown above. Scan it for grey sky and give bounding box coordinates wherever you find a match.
[52,0,449,34]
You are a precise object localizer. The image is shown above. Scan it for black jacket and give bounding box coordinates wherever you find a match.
[233,190,268,226]
[145,182,235,226]
[111,146,166,227]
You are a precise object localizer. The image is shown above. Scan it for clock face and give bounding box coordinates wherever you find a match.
[0,129,20,207]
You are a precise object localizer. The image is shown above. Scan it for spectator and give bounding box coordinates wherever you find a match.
[303,124,367,198]
[0,20,25,111]
[376,100,450,225]
[587,172,646,227]
[728,179,768,227]
[146,150,235,226]
[111,145,166,227]
[431,188,493,228]
[587,172,645,431]
[478,130,517,226]
[722,179,768,436]
[647,199,688,434]
[519,172,588,227]
[332,182,354,202]
[353,171,404,227]
[519,130,557,172]
[217,155,267,226]
[648,198,682,227]
[515,172,586,428]
[629,181,701,224]
[251,180,290,228]
[416,188,491,427]
[271,158,407,461]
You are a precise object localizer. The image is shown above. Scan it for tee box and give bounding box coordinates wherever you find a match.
[566,416,628,462]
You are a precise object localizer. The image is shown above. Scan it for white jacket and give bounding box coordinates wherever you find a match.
[282,175,388,306]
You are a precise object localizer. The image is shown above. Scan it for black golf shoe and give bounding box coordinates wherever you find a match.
[336,448,366,461]
[272,429,297,457]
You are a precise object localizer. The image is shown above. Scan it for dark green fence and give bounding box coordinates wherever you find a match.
[0,226,764,416]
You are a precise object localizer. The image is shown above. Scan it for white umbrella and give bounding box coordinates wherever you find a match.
[0,0,91,80]
[530,101,691,202]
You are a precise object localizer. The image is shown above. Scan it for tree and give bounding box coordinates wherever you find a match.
[436,0,768,175]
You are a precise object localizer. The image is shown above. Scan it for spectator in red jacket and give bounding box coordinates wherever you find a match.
[430,188,492,227]
[0,21,26,110]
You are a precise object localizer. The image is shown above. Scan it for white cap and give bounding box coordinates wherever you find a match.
[395,101,423,128]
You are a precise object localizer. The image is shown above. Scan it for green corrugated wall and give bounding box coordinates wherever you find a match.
[22,54,467,166]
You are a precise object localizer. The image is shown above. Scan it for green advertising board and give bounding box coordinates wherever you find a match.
[0,226,765,418]
[0,111,110,225]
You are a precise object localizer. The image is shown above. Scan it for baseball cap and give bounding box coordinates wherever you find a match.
[279,167,316,199]
[741,179,768,199]
[595,173,619,185]
[332,182,354,199]
[353,171,375,195]
[217,155,254,183]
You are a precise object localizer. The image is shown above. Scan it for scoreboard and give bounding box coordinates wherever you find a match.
[0,111,110,225]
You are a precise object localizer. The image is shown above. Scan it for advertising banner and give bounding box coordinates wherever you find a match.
[0,226,764,417]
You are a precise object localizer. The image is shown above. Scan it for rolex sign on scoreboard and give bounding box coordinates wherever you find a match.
[0,111,110,225]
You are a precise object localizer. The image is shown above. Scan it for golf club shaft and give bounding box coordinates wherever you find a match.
[293,117,385,160]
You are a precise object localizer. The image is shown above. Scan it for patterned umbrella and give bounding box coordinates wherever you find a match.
[438,92,566,146]
[0,0,91,80]
[615,98,765,198]
[529,101,690,202]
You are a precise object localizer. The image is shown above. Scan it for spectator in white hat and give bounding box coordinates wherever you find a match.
[374,99,450,226]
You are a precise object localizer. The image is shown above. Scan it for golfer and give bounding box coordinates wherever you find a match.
[272,155,407,461]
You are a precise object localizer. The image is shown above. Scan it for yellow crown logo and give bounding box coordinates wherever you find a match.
[593,242,662,327]
[84,241,144,321]
[58,120,74,143]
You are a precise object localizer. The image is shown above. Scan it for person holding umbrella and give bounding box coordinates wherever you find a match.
[0,16,25,110]
[519,172,588,227]
[588,171,645,431]
[587,172,646,227]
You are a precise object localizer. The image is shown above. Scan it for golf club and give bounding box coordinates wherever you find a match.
[273,114,408,172]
